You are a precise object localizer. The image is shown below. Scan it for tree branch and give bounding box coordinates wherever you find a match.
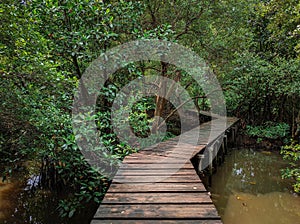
[156,95,206,130]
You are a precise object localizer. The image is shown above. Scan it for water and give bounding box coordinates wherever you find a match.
[0,181,21,221]
[0,174,98,224]
[0,175,61,224]
[208,148,300,224]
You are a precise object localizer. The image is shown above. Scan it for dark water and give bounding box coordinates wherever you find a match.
[209,148,300,224]
[0,174,97,224]
[0,176,62,224]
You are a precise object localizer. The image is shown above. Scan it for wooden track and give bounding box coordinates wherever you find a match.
[92,117,239,224]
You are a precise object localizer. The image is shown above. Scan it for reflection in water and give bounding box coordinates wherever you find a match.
[0,182,19,220]
[0,175,61,224]
[209,149,300,224]
[0,174,98,223]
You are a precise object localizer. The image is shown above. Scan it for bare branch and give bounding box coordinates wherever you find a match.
[156,95,206,130]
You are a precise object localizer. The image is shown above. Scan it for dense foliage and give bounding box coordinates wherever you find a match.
[246,122,290,143]
[1,0,299,222]
[281,142,300,193]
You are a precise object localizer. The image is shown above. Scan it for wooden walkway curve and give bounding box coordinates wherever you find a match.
[92,116,239,224]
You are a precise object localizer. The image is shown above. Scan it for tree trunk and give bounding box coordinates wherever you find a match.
[294,110,300,140]
[152,62,168,133]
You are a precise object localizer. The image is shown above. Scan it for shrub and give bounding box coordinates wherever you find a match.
[281,142,300,193]
[246,122,289,143]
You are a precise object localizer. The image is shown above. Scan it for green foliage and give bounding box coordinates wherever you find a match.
[225,51,300,123]
[129,98,155,138]
[1,0,300,221]
[281,142,300,193]
[224,0,300,124]
[246,122,289,143]
[27,0,143,78]
[252,0,300,59]
[0,0,144,219]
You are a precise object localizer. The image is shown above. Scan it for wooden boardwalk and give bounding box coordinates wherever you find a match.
[92,117,239,224]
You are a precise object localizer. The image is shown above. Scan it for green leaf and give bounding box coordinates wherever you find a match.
[68,209,76,218]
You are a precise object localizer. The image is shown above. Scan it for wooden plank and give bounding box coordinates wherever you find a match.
[126,143,204,159]
[125,154,183,160]
[113,174,201,183]
[128,145,206,159]
[94,204,220,219]
[119,162,194,169]
[115,168,196,176]
[108,183,207,192]
[123,152,199,162]
[91,220,223,224]
[102,192,212,204]
[122,159,188,164]
[132,151,195,159]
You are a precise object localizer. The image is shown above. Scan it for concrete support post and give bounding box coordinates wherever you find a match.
[208,145,214,187]
[224,134,228,154]
[221,138,225,163]
[197,154,205,173]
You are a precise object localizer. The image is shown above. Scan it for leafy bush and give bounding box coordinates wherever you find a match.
[246,122,289,143]
[281,142,300,193]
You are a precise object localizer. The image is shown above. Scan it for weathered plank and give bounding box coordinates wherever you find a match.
[108,183,207,192]
[102,192,212,204]
[119,162,195,169]
[113,174,201,183]
[115,168,197,176]
[94,204,220,219]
